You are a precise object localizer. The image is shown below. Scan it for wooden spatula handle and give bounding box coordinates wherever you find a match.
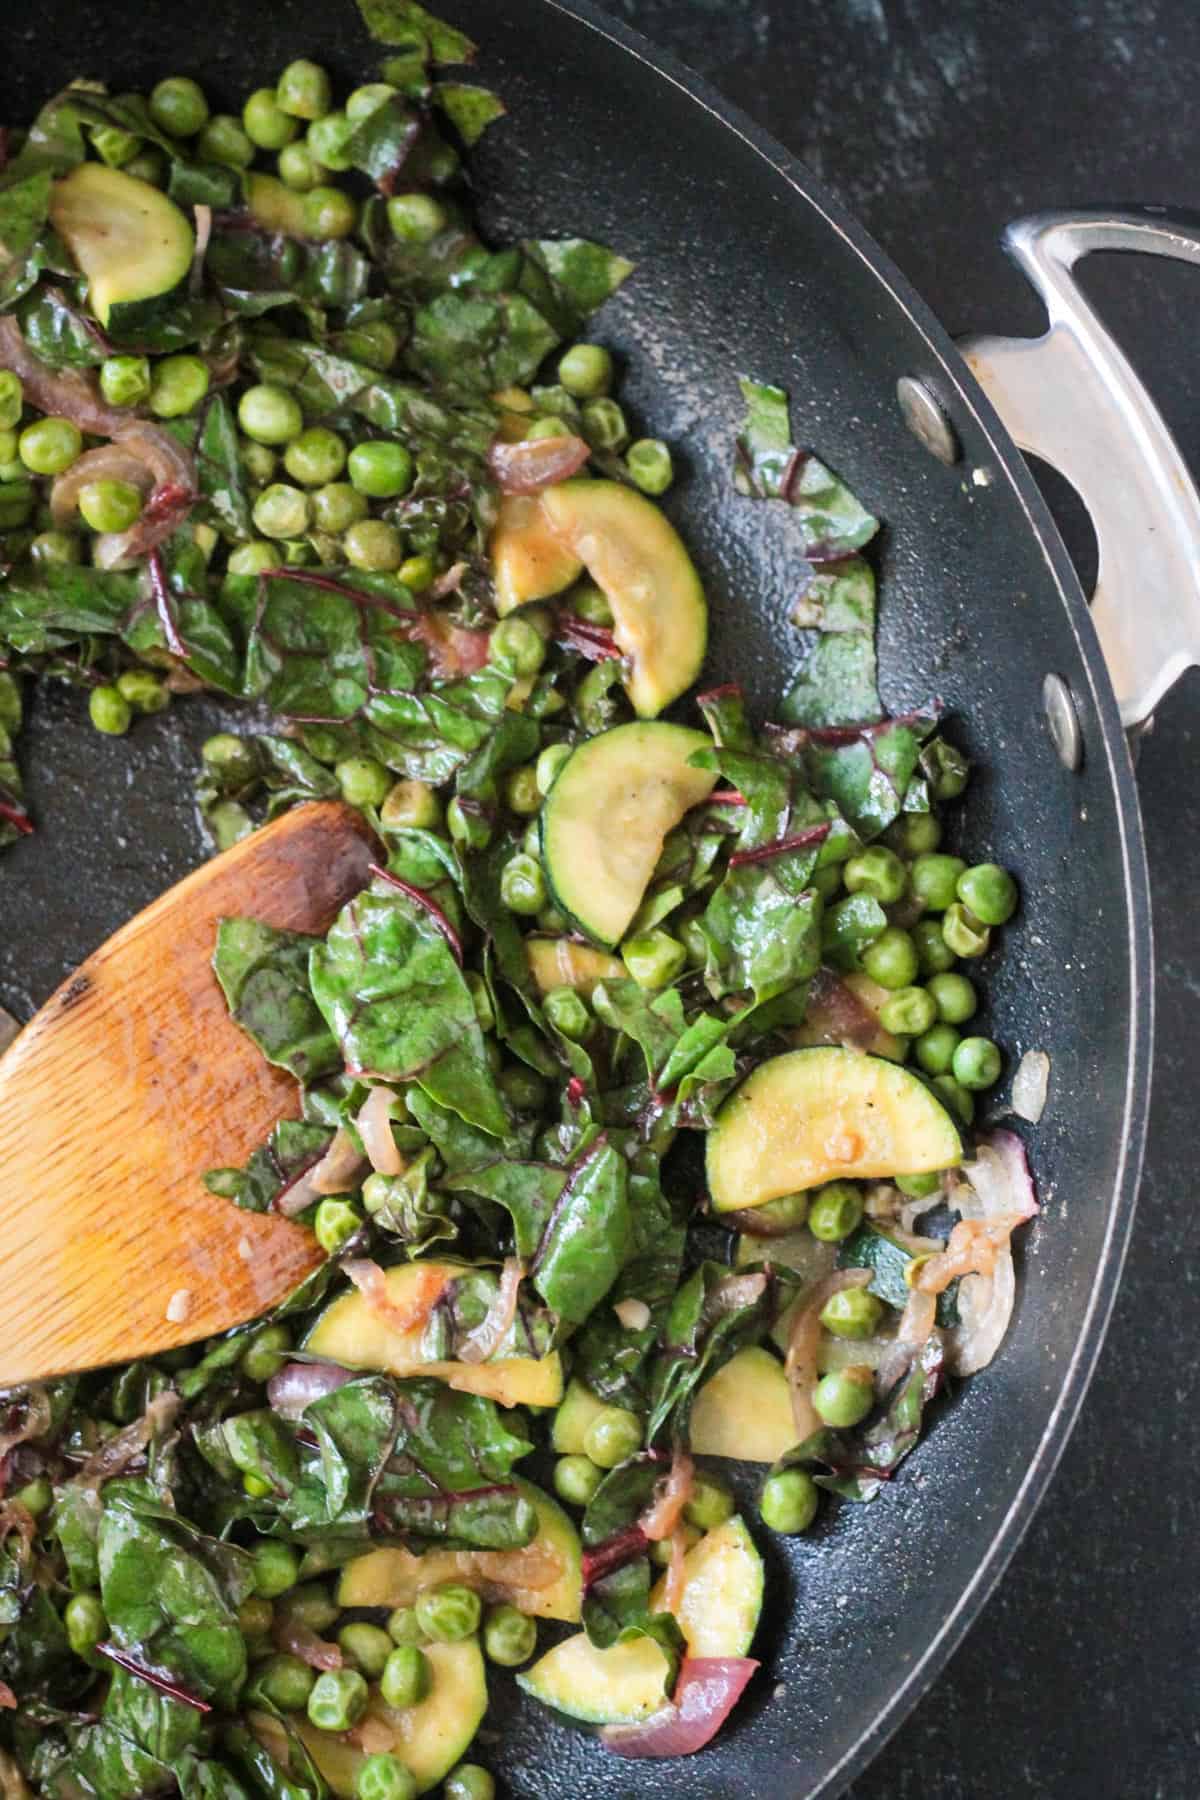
[0,802,377,1386]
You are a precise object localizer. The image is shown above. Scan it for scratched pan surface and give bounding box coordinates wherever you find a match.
[0,2,1152,1794]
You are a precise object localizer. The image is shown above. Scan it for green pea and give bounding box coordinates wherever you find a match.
[30,529,79,566]
[809,862,843,902]
[489,614,546,677]
[679,914,709,967]
[149,353,209,420]
[283,427,346,488]
[307,1666,368,1733]
[933,1073,975,1126]
[78,478,142,534]
[553,1453,603,1507]
[149,76,209,137]
[12,1475,51,1516]
[277,60,332,121]
[238,1593,274,1642]
[583,1405,642,1469]
[926,971,977,1024]
[357,1753,417,1800]
[532,742,571,797]
[884,811,942,856]
[335,754,391,809]
[238,443,276,491]
[99,354,151,409]
[860,925,919,990]
[925,738,970,800]
[942,902,991,959]
[303,185,358,240]
[499,851,546,915]
[683,1475,736,1532]
[502,764,540,817]
[444,1768,494,1800]
[844,844,908,904]
[310,481,367,533]
[567,581,614,629]
[759,1468,819,1535]
[0,373,20,433]
[347,440,414,500]
[125,148,169,186]
[446,796,491,851]
[625,437,673,495]
[819,1287,884,1340]
[276,141,318,191]
[241,1323,292,1384]
[952,1035,1002,1090]
[398,552,433,591]
[0,427,17,466]
[557,343,613,398]
[250,1651,313,1711]
[525,415,572,442]
[89,685,131,736]
[483,1602,536,1668]
[895,1170,941,1198]
[878,985,937,1038]
[19,416,81,476]
[414,1584,481,1646]
[253,482,311,540]
[346,82,398,122]
[239,384,304,446]
[914,1022,961,1076]
[808,1180,863,1242]
[580,396,629,451]
[244,87,299,150]
[90,118,139,166]
[197,113,254,169]
[750,1191,810,1231]
[314,1196,362,1254]
[306,111,353,172]
[381,778,440,831]
[386,192,447,242]
[543,985,590,1041]
[338,1621,394,1680]
[64,1591,107,1658]
[813,1367,873,1428]
[910,853,966,913]
[344,518,403,572]
[210,801,253,850]
[912,917,956,976]
[386,1605,423,1646]
[281,1582,338,1634]
[649,1523,700,1567]
[956,862,1018,926]
[497,1063,547,1113]
[114,669,167,717]
[622,929,686,991]
[251,1540,300,1599]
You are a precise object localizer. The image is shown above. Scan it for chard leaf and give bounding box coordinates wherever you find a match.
[433,82,506,146]
[203,1118,333,1214]
[772,1331,945,1503]
[195,393,253,541]
[0,170,53,306]
[646,1260,784,1443]
[579,1454,684,1685]
[356,0,478,64]
[800,712,936,841]
[0,673,30,848]
[569,1220,686,1410]
[309,878,508,1135]
[520,238,635,331]
[343,91,422,184]
[19,281,106,368]
[781,630,881,730]
[734,376,878,555]
[213,918,340,1082]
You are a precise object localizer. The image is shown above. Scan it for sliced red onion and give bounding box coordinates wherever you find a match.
[600,1658,760,1759]
[1011,1049,1051,1123]
[267,1360,356,1419]
[273,1615,342,1670]
[78,1390,180,1483]
[487,433,590,494]
[796,967,880,1052]
[457,1257,524,1364]
[403,610,491,679]
[344,1257,448,1337]
[190,204,212,296]
[0,1680,15,1710]
[701,1271,767,1326]
[356,1086,404,1176]
[785,1269,872,1439]
[0,315,127,436]
[430,558,467,599]
[639,1446,694,1543]
[0,1388,51,1462]
[277,1127,368,1217]
[50,445,154,526]
[942,1131,1039,1376]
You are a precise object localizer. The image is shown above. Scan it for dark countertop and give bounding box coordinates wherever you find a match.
[619,1,1200,1794]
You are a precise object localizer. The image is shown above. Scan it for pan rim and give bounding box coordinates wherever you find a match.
[528,0,1154,1791]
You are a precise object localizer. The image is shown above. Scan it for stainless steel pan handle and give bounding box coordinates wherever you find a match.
[961,207,1200,733]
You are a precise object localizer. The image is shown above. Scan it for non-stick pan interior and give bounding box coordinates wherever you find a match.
[0,3,1150,1794]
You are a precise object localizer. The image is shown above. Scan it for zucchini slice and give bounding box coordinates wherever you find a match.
[49,163,193,329]
[707,1046,963,1213]
[303,1259,563,1408]
[526,937,626,996]
[689,1345,796,1463]
[336,1478,582,1622]
[491,493,583,614]
[517,1516,762,1724]
[539,721,716,946]
[539,479,707,716]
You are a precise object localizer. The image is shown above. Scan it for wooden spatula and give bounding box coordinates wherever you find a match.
[0,801,379,1389]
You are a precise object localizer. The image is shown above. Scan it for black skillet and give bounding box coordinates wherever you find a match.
[4,0,1198,1793]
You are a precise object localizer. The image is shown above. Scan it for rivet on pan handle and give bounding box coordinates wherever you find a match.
[961,208,1200,734]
